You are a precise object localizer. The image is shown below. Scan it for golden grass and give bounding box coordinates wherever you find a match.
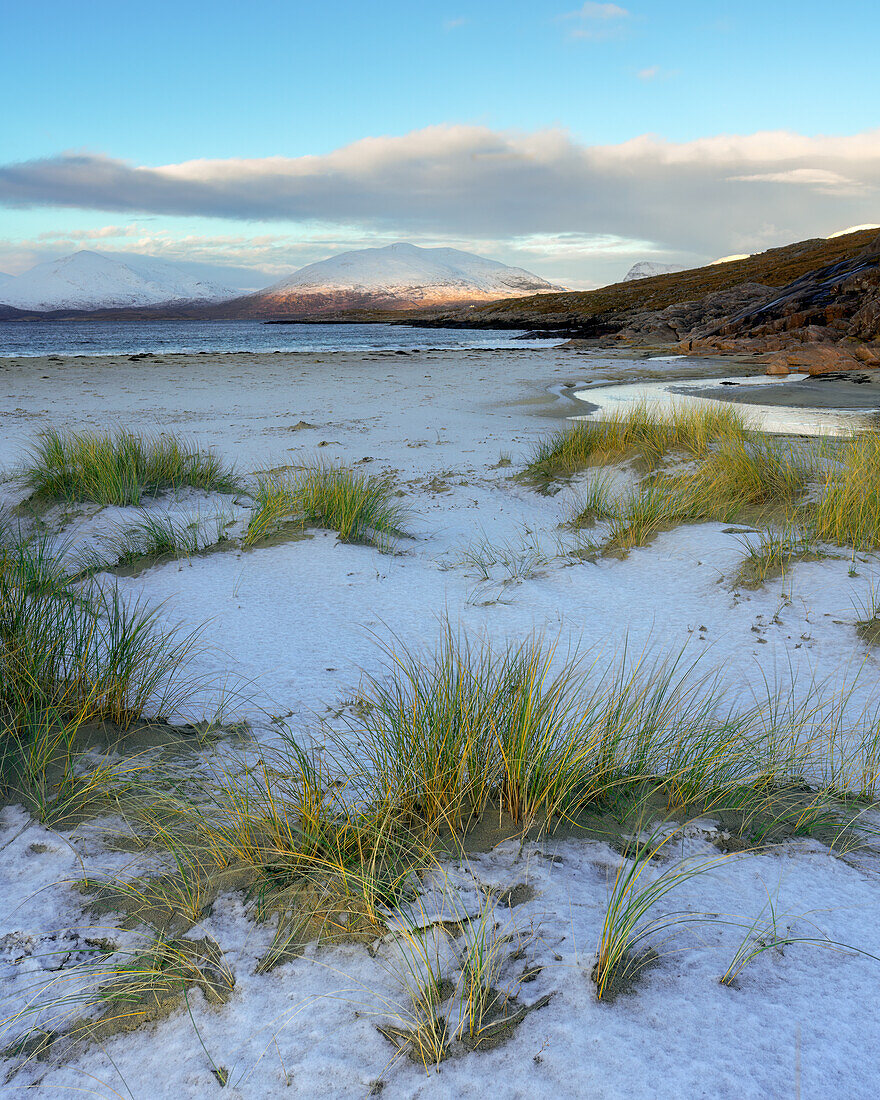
[809,431,880,549]
[244,461,410,548]
[525,402,747,487]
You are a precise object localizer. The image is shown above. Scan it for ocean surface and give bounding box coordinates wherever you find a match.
[0,319,559,357]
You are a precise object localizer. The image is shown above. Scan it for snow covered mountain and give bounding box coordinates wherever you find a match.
[0,251,239,311]
[622,262,686,282]
[235,243,563,315]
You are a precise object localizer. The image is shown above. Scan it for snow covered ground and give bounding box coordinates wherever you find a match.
[1,346,879,1097]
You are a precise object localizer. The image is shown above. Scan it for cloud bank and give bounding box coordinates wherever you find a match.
[1,125,878,275]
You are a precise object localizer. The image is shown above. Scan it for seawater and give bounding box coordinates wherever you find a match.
[0,319,559,358]
[572,375,876,437]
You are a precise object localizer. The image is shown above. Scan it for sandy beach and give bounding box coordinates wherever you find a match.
[2,347,880,1098]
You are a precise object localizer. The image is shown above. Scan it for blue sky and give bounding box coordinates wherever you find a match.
[1,1,879,287]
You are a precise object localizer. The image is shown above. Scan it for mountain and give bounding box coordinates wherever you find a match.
[0,251,239,312]
[228,243,563,316]
[623,262,685,282]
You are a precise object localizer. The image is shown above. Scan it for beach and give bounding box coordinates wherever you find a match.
[2,346,880,1097]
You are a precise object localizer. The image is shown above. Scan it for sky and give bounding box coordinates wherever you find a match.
[1,0,879,289]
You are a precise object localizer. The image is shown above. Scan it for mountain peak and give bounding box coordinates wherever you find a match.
[0,250,238,311]
[623,261,686,282]
[247,242,564,316]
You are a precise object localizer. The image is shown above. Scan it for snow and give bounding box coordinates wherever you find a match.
[1,345,880,1095]
[260,242,563,304]
[0,251,239,311]
[622,262,685,282]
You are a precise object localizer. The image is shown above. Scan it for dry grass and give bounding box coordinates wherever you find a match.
[669,435,810,522]
[134,742,433,950]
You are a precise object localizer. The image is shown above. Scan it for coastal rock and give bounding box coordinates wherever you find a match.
[764,355,790,376]
[775,344,864,375]
[853,343,880,364]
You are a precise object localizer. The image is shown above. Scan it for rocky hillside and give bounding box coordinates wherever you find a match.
[416,228,880,372]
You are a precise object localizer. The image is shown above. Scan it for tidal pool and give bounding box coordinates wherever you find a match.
[571,374,876,437]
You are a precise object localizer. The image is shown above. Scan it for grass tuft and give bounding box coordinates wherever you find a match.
[244,462,409,548]
[732,523,816,588]
[593,822,728,1001]
[0,526,202,820]
[77,510,235,576]
[809,431,880,549]
[24,427,241,507]
[525,402,747,487]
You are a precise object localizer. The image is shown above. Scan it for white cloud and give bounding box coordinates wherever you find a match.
[828,223,880,237]
[561,2,629,39]
[730,167,865,194]
[637,65,661,80]
[2,125,879,282]
[36,224,142,242]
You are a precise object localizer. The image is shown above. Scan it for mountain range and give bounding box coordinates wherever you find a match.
[0,244,561,316]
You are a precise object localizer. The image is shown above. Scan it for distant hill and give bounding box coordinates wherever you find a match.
[0,251,239,312]
[623,262,685,282]
[224,243,563,317]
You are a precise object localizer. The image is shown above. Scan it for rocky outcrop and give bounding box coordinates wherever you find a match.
[670,237,880,372]
[612,283,776,344]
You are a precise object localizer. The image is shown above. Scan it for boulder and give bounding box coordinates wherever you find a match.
[764,354,790,376]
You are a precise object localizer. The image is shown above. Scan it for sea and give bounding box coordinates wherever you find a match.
[0,319,560,358]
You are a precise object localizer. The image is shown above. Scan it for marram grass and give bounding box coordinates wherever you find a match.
[244,461,410,548]
[809,430,880,549]
[7,616,880,1064]
[525,401,748,487]
[0,525,203,821]
[76,509,235,576]
[25,427,241,507]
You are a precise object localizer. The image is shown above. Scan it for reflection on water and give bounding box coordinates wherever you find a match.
[571,374,876,437]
